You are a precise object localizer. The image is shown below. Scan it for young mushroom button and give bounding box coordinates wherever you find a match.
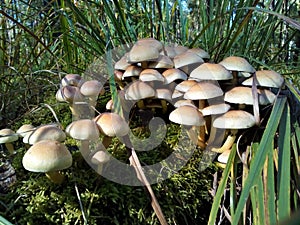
[0,128,18,154]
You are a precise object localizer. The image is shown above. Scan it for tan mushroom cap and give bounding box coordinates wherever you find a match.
[114,53,131,70]
[184,82,224,100]
[190,63,233,80]
[122,65,142,80]
[173,51,204,69]
[94,112,130,137]
[127,44,160,63]
[91,150,110,164]
[139,69,165,82]
[24,124,66,145]
[172,89,184,99]
[163,46,177,58]
[16,124,35,137]
[80,80,103,97]
[124,80,156,100]
[242,70,284,88]
[0,128,18,143]
[56,86,84,103]
[155,88,172,101]
[61,74,84,87]
[66,119,99,141]
[175,80,198,92]
[201,103,231,116]
[148,55,174,69]
[186,48,210,59]
[224,86,276,105]
[22,140,72,173]
[174,99,197,108]
[173,45,189,55]
[169,105,205,126]
[136,38,164,51]
[213,110,256,129]
[219,56,255,73]
[217,149,231,163]
[162,68,187,84]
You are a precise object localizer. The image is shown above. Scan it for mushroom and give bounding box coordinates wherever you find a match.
[16,124,35,137]
[210,110,256,153]
[22,140,72,184]
[94,112,130,148]
[61,74,85,87]
[90,149,111,174]
[169,105,206,149]
[80,79,104,109]
[242,70,284,88]
[23,124,66,145]
[65,119,100,158]
[0,128,18,155]
[173,51,204,74]
[189,62,232,81]
[127,43,160,68]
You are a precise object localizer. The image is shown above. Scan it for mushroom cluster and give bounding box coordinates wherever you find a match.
[110,38,284,167]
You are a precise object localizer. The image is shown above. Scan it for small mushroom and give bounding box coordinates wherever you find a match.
[0,128,18,154]
[22,140,72,184]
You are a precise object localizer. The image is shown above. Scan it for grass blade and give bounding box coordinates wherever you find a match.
[277,102,291,221]
[231,97,287,225]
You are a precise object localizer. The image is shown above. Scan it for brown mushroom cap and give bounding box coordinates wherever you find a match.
[201,103,231,116]
[190,63,233,81]
[219,56,255,73]
[80,80,103,97]
[174,99,197,108]
[114,53,131,70]
[94,112,130,137]
[135,38,163,51]
[213,110,256,129]
[186,48,210,59]
[66,119,99,141]
[242,70,284,88]
[148,55,174,69]
[224,86,276,105]
[173,51,204,69]
[174,80,198,92]
[184,82,224,100]
[56,86,84,103]
[22,140,72,173]
[122,65,142,80]
[169,105,205,126]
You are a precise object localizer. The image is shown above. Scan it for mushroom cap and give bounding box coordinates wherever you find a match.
[219,56,255,73]
[173,45,189,55]
[0,128,18,143]
[224,86,276,105]
[172,89,184,99]
[114,53,131,70]
[124,80,156,100]
[217,149,231,163]
[155,88,172,101]
[148,55,174,69]
[24,124,66,145]
[127,44,160,63]
[136,38,163,51]
[201,103,231,116]
[66,119,99,140]
[91,150,110,164]
[162,68,187,84]
[190,63,233,80]
[122,65,142,80]
[61,74,84,87]
[173,51,204,69]
[80,80,103,97]
[139,69,165,82]
[184,82,224,100]
[186,48,210,59]
[174,99,197,108]
[175,80,198,92]
[242,70,284,88]
[163,46,177,58]
[169,105,205,126]
[94,112,130,137]
[22,140,72,173]
[213,110,256,129]
[16,124,35,137]
[56,86,84,103]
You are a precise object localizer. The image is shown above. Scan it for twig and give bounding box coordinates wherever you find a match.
[75,183,88,225]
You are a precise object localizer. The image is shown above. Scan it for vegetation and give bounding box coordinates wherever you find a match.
[0,0,299,224]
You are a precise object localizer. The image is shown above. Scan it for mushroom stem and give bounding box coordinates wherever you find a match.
[5,143,15,155]
[185,126,206,149]
[102,136,112,149]
[137,100,146,109]
[198,99,206,148]
[45,171,65,184]
[161,100,168,114]
[80,140,90,158]
[211,129,237,153]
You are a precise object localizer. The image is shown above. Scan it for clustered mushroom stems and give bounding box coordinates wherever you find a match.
[211,129,238,153]
[45,171,66,184]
